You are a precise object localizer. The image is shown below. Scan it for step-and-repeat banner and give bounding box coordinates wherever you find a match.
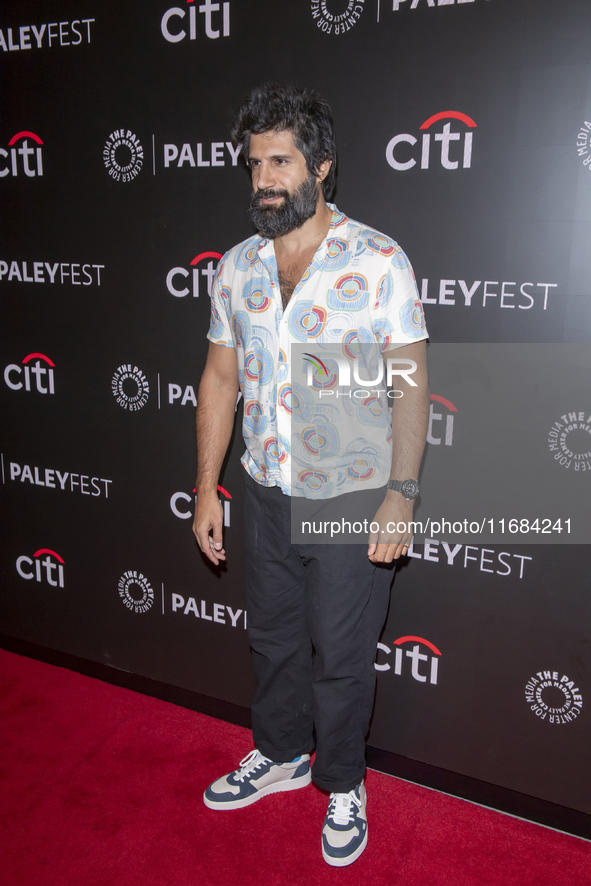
[1,0,590,816]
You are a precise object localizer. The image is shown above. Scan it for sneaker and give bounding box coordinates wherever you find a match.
[203,749,311,810]
[321,781,368,866]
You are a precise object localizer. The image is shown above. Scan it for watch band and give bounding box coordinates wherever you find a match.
[387,478,420,500]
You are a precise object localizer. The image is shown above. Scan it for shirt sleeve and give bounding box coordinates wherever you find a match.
[206,259,235,348]
[370,245,428,350]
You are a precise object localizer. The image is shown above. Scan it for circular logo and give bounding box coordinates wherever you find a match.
[311,0,364,35]
[112,364,150,411]
[576,121,591,172]
[547,410,591,470]
[118,571,154,614]
[103,129,144,182]
[525,671,583,725]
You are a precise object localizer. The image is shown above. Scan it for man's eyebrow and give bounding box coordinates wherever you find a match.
[248,152,295,161]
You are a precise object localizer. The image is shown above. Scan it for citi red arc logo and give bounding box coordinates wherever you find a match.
[375,635,442,684]
[4,353,55,393]
[428,394,457,447]
[386,111,476,171]
[16,548,65,587]
[167,251,222,298]
[0,132,44,177]
[170,483,231,526]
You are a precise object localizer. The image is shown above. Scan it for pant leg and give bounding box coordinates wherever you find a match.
[301,542,394,793]
[243,472,315,763]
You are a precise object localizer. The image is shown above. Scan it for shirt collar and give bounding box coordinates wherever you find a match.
[256,203,349,260]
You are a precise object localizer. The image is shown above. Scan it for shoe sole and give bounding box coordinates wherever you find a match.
[322,827,368,867]
[203,770,312,810]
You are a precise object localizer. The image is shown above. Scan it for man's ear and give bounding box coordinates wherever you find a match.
[316,158,332,183]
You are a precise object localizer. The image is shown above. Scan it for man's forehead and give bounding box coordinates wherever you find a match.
[248,129,302,157]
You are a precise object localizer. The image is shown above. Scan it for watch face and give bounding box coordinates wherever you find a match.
[401,479,420,499]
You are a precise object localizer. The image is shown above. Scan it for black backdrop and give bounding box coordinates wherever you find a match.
[2,0,590,827]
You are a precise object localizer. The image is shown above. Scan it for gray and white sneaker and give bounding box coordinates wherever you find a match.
[203,749,311,810]
[322,781,368,866]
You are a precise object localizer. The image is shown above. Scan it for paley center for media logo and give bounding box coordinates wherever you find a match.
[547,410,591,472]
[161,1,231,43]
[118,570,246,627]
[171,483,231,526]
[118,571,154,614]
[311,0,488,36]
[112,365,149,411]
[103,130,144,182]
[311,1,365,35]
[166,250,222,298]
[375,635,441,684]
[4,352,55,394]
[1,131,44,177]
[16,548,65,588]
[576,121,591,172]
[525,670,583,725]
[386,111,476,171]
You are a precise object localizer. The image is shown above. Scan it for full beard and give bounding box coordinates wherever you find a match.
[249,173,320,239]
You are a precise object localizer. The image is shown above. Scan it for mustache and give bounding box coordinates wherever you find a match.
[250,188,289,208]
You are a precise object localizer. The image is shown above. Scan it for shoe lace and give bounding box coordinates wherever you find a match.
[328,789,362,826]
[235,749,268,782]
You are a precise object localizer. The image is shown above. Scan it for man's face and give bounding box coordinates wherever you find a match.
[248,130,321,239]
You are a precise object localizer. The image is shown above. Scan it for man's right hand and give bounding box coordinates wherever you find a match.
[193,493,226,565]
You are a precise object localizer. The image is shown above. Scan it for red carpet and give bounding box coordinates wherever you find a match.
[1,650,589,886]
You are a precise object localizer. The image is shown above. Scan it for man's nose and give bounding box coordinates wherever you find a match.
[255,161,275,191]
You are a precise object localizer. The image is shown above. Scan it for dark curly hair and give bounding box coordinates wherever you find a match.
[231,83,337,200]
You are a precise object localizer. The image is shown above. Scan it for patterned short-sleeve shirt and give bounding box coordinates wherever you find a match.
[207,205,428,496]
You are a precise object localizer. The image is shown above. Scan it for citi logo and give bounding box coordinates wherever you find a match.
[161,1,230,43]
[427,394,456,447]
[166,251,222,298]
[4,353,55,394]
[16,549,65,588]
[0,131,44,177]
[386,111,476,171]
[375,635,441,684]
[170,483,231,526]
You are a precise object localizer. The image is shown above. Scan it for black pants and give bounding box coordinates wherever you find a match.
[243,470,394,793]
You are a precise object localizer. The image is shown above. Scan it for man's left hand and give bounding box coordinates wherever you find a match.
[368,491,414,563]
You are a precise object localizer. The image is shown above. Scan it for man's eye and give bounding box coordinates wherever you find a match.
[249,160,259,168]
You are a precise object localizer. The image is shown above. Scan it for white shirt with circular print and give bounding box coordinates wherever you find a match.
[207,205,428,497]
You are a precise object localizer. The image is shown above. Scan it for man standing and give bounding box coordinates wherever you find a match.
[193,84,429,867]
